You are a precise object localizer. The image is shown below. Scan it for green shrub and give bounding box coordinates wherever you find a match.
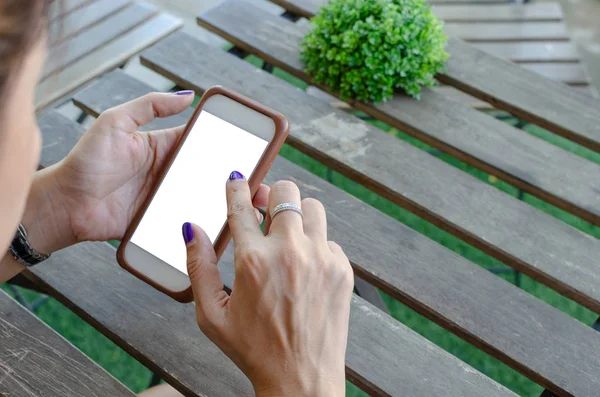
[300,0,449,102]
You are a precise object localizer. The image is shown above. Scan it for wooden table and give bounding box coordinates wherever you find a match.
[5,0,600,396]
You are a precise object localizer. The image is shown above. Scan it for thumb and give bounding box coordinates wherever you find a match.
[182,222,228,335]
[102,91,195,134]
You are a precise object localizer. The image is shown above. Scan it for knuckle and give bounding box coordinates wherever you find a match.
[278,237,311,271]
[140,92,159,105]
[278,246,302,270]
[311,249,328,268]
[323,249,353,289]
[238,248,266,271]
[328,241,342,252]
[340,261,355,289]
[272,180,300,195]
[98,108,118,124]
[97,107,129,131]
[238,247,267,285]
[302,197,325,212]
[142,92,158,100]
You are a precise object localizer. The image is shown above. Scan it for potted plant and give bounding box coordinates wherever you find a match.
[301,0,449,102]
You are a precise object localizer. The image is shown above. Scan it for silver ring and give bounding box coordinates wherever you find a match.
[270,202,303,220]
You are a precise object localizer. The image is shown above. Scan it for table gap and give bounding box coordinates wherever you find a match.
[0,283,379,397]
[0,284,154,393]
[74,56,600,326]
[250,49,600,170]
[49,0,132,47]
[357,117,600,240]
[279,143,598,326]
[49,65,600,396]
[0,281,551,397]
[381,291,543,397]
[75,70,599,327]
[234,50,600,242]
[482,110,600,166]
[275,14,599,155]
[282,142,600,397]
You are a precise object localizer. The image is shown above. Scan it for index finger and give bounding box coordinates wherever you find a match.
[252,184,270,208]
[226,171,263,245]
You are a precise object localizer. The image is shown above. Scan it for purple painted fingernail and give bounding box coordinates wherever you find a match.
[174,90,194,95]
[182,222,194,244]
[229,171,245,180]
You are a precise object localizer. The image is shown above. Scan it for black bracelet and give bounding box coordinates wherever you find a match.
[8,224,50,267]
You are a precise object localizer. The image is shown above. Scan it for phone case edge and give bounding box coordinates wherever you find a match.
[117,86,290,304]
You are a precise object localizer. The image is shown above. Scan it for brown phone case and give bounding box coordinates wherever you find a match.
[117,86,289,303]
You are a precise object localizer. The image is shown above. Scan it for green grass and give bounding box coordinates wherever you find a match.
[4,62,599,397]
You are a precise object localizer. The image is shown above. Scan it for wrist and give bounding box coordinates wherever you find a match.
[253,376,345,397]
[20,164,77,255]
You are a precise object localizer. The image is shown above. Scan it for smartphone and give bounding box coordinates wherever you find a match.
[117,86,289,303]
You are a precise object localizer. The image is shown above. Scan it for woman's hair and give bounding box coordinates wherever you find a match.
[0,0,52,118]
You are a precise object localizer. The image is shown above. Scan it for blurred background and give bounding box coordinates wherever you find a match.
[143,0,600,91]
[549,0,600,90]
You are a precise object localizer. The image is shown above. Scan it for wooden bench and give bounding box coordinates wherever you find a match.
[5,0,600,395]
[37,0,182,111]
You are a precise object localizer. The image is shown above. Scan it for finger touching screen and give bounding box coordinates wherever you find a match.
[130,111,268,275]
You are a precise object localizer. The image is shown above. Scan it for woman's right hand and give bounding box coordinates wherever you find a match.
[183,173,354,397]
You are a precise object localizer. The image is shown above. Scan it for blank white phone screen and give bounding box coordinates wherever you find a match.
[130,110,269,275]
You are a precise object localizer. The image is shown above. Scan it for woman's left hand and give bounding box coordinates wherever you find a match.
[26,92,269,254]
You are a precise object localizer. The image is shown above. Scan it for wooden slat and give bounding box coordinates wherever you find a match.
[306,86,493,110]
[352,277,387,312]
[49,0,132,46]
[68,71,388,329]
[36,13,182,111]
[32,111,517,397]
[473,42,579,63]
[430,0,506,3]
[307,85,597,112]
[521,63,588,85]
[143,30,600,319]
[72,69,600,397]
[44,2,158,80]
[271,0,575,63]
[440,38,600,151]
[269,0,600,147]
[0,290,136,397]
[196,3,600,219]
[30,244,518,397]
[433,86,493,108]
[48,0,92,20]
[271,1,570,41]
[267,0,318,17]
[432,3,564,22]
[272,0,564,22]
[445,22,569,42]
